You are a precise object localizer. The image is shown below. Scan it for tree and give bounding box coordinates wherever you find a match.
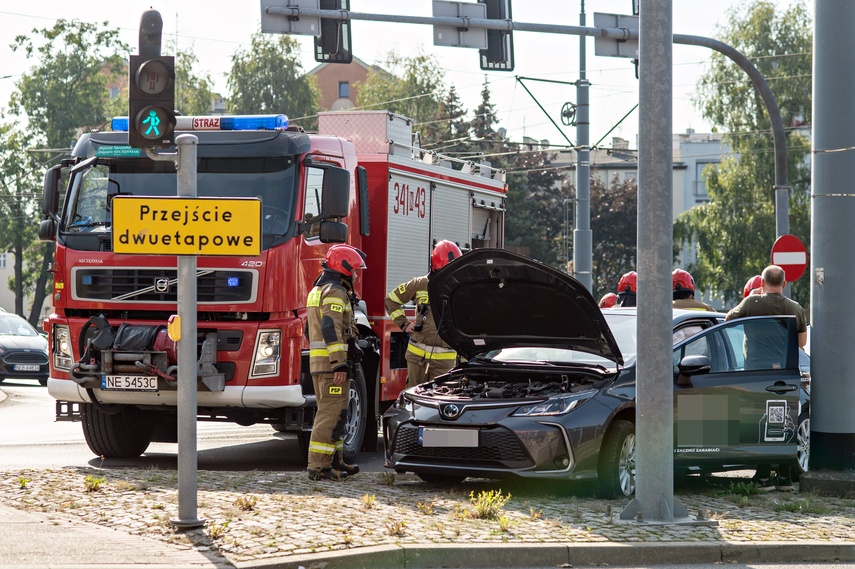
[355,52,446,142]
[676,0,812,307]
[590,175,639,298]
[6,19,128,324]
[227,32,319,129]
[175,47,216,116]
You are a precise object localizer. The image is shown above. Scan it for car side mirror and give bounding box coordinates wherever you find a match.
[676,354,711,385]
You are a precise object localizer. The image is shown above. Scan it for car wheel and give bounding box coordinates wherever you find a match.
[795,410,810,476]
[81,403,154,458]
[342,364,368,463]
[597,419,636,499]
[416,472,467,485]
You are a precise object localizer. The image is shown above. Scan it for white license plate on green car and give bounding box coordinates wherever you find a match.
[101,375,158,391]
[14,364,41,371]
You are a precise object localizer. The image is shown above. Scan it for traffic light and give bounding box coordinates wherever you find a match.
[315,0,353,64]
[479,0,514,71]
[128,54,176,148]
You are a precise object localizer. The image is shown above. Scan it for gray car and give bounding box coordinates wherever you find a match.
[0,313,50,386]
[382,249,810,497]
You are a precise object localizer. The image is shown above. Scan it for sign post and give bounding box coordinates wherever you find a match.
[771,234,807,282]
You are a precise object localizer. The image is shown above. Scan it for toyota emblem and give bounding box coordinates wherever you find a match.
[155,278,170,293]
[441,404,461,419]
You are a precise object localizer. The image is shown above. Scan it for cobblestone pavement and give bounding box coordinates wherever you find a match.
[2,467,854,566]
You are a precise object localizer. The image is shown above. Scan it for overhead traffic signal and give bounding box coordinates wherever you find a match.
[479,0,514,71]
[128,54,176,148]
[314,0,353,64]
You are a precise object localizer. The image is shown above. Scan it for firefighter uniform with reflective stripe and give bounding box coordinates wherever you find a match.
[306,276,356,474]
[385,275,456,388]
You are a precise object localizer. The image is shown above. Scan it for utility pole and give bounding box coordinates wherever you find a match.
[573,0,592,291]
[803,0,855,494]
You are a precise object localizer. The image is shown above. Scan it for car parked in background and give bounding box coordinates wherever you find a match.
[383,249,810,497]
[0,312,50,386]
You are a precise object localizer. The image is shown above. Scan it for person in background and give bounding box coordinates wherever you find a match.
[671,269,716,311]
[616,271,637,307]
[743,274,763,298]
[305,244,366,481]
[599,292,618,308]
[385,240,462,388]
[725,265,808,492]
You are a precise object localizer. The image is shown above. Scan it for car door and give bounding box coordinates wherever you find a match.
[672,316,802,470]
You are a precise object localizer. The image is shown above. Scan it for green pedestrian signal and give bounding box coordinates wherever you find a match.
[128,55,176,148]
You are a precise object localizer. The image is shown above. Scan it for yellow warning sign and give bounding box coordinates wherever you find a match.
[112,197,261,256]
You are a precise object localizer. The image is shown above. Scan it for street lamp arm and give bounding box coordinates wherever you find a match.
[673,33,790,238]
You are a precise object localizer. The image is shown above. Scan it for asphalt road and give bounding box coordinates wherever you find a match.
[0,378,387,472]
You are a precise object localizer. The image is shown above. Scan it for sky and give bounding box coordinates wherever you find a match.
[0,1,806,150]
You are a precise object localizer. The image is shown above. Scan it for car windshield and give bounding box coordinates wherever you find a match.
[63,155,299,243]
[602,313,639,361]
[484,346,616,367]
[0,315,39,337]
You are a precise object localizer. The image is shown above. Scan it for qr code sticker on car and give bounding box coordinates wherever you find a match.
[768,404,785,424]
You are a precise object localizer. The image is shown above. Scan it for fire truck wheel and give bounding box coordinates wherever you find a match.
[343,364,368,463]
[81,403,154,459]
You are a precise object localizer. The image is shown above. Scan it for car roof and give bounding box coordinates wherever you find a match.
[603,306,726,323]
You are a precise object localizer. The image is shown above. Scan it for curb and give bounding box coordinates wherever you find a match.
[234,541,855,569]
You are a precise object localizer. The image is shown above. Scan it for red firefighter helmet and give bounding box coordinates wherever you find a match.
[743,274,762,298]
[672,269,696,292]
[324,244,366,277]
[617,271,637,294]
[431,240,462,271]
[599,292,618,308]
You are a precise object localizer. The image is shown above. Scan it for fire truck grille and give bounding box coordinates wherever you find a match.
[392,424,531,465]
[72,269,256,303]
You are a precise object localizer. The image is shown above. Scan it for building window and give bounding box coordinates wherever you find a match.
[109,87,120,99]
[0,253,5,269]
[338,81,349,99]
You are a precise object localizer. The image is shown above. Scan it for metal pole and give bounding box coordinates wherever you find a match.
[621,0,687,523]
[573,0,592,292]
[805,0,855,478]
[171,133,203,529]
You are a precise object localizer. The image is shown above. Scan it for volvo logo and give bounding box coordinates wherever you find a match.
[441,404,461,419]
[155,278,170,293]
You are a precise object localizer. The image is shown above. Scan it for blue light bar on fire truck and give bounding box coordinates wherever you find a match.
[110,114,288,133]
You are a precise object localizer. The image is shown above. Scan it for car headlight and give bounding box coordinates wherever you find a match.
[512,393,593,417]
[53,324,73,371]
[251,330,280,377]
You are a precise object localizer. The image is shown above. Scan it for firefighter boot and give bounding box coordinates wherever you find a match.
[332,450,360,476]
[307,467,349,481]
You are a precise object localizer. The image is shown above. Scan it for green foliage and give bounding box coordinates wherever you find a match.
[468,489,511,520]
[227,32,319,129]
[590,176,639,298]
[174,47,216,116]
[233,495,257,511]
[10,19,128,149]
[677,0,812,307]
[773,497,830,515]
[83,475,106,492]
[356,51,446,143]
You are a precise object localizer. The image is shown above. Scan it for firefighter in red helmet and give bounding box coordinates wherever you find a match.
[672,269,716,311]
[616,271,637,307]
[305,244,366,481]
[385,240,462,388]
[599,292,618,309]
[743,274,763,298]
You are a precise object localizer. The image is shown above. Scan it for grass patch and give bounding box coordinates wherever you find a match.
[773,498,830,515]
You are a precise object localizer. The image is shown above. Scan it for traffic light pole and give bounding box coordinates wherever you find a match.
[264,5,791,295]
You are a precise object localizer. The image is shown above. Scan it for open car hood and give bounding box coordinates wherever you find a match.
[428,248,623,365]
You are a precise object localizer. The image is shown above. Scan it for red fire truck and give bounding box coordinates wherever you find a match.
[38,110,506,461]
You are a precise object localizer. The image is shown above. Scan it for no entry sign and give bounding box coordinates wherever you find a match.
[771,234,807,282]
